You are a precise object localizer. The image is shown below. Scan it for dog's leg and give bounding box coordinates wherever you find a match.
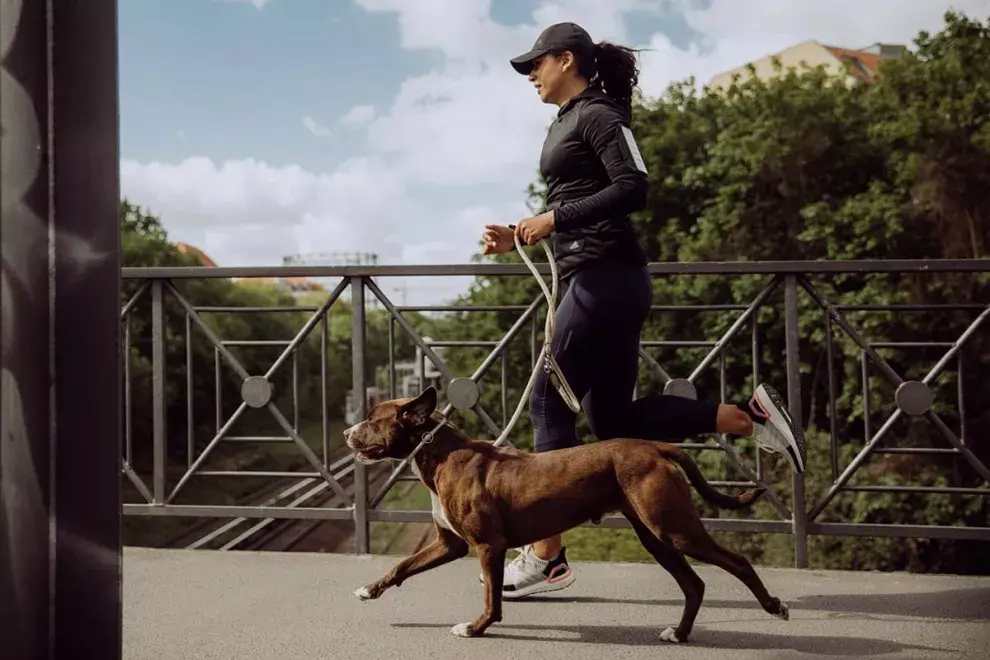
[451,543,506,638]
[625,515,705,644]
[671,529,789,622]
[354,526,468,601]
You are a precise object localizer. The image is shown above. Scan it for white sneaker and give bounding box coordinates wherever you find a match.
[748,384,806,474]
[479,545,575,599]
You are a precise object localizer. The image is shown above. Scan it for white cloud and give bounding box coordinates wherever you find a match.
[119,155,505,304]
[302,115,332,138]
[121,155,406,265]
[124,0,984,305]
[354,0,654,188]
[356,0,530,61]
[218,0,273,9]
[340,104,377,126]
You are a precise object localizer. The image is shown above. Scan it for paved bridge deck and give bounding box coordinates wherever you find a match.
[124,547,990,660]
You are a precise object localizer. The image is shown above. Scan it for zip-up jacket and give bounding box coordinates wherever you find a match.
[538,86,649,279]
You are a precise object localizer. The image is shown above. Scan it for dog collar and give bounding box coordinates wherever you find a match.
[420,415,449,445]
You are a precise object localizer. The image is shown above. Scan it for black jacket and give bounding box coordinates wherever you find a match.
[538,86,648,279]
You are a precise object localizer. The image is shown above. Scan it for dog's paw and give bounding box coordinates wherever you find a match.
[450,622,477,638]
[353,586,375,601]
[660,627,684,644]
[775,600,790,621]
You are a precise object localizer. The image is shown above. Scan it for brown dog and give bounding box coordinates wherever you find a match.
[344,386,790,643]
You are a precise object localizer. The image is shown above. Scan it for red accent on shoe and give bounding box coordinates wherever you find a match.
[749,393,771,420]
[546,564,571,584]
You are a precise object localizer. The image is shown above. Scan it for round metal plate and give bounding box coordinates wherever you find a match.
[663,378,697,400]
[895,380,934,416]
[447,377,481,411]
[241,376,274,408]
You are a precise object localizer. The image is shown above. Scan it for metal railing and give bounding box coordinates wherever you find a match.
[120,259,990,567]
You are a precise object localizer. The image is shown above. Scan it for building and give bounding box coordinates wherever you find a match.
[176,242,326,298]
[236,276,326,299]
[708,40,906,91]
[176,242,218,267]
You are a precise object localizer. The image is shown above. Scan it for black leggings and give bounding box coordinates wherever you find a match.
[530,261,722,453]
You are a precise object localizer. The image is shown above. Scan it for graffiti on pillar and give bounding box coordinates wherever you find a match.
[3,0,118,651]
[1,0,50,655]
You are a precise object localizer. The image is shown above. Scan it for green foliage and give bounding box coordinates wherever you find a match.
[429,11,990,573]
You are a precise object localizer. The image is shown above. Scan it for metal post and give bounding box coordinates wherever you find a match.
[351,276,370,553]
[752,315,763,481]
[501,350,509,428]
[214,347,222,434]
[784,276,808,568]
[321,312,329,466]
[152,280,167,504]
[292,347,300,431]
[388,316,396,397]
[0,0,122,657]
[861,350,871,445]
[185,313,194,468]
[825,315,839,480]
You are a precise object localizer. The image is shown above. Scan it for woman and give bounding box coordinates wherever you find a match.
[479,22,806,598]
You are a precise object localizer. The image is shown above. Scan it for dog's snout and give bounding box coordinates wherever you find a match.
[342,422,363,448]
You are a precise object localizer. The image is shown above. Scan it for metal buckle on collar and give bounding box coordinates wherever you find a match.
[421,415,448,445]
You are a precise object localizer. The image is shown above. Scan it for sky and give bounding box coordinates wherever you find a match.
[118,0,990,305]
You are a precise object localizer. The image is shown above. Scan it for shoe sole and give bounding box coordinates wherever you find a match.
[503,570,576,599]
[479,570,576,599]
[757,384,806,474]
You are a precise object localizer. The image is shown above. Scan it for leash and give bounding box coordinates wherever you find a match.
[386,233,579,532]
[488,232,580,447]
[400,232,579,467]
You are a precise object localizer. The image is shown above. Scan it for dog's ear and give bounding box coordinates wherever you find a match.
[398,386,438,428]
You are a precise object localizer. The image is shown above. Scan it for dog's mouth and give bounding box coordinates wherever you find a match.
[352,444,387,464]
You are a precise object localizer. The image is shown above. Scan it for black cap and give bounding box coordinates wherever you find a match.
[509,22,594,75]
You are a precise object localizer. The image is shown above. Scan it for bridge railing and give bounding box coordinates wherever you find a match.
[120,259,990,566]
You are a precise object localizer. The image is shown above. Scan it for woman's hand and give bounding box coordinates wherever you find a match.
[481,224,515,255]
[515,211,555,246]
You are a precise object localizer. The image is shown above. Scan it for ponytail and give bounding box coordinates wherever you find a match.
[587,42,640,110]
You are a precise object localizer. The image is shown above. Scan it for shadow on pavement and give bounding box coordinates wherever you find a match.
[523,586,990,622]
[392,622,949,655]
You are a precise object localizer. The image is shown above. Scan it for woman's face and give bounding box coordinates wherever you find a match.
[528,51,573,105]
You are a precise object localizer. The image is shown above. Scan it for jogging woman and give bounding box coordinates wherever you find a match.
[479,22,806,598]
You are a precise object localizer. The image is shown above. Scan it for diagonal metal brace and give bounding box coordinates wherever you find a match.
[163,280,353,504]
[364,277,504,437]
[801,277,990,521]
[689,275,782,382]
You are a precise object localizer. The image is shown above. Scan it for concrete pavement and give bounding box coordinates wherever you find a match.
[123,547,990,660]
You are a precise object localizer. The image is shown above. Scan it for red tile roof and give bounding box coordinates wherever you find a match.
[823,46,890,81]
[176,242,218,267]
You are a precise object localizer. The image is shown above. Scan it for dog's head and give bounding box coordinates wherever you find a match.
[343,386,439,464]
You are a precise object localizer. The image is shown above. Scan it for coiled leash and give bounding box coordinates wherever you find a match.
[488,231,580,446]
[402,232,580,467]
[391,233,580,535]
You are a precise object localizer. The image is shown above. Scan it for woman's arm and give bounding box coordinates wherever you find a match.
[551,99,649,233]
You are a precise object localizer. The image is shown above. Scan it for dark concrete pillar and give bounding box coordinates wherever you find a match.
[1,0,122,658]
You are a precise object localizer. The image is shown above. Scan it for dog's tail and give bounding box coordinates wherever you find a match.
[655,443,766,510]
